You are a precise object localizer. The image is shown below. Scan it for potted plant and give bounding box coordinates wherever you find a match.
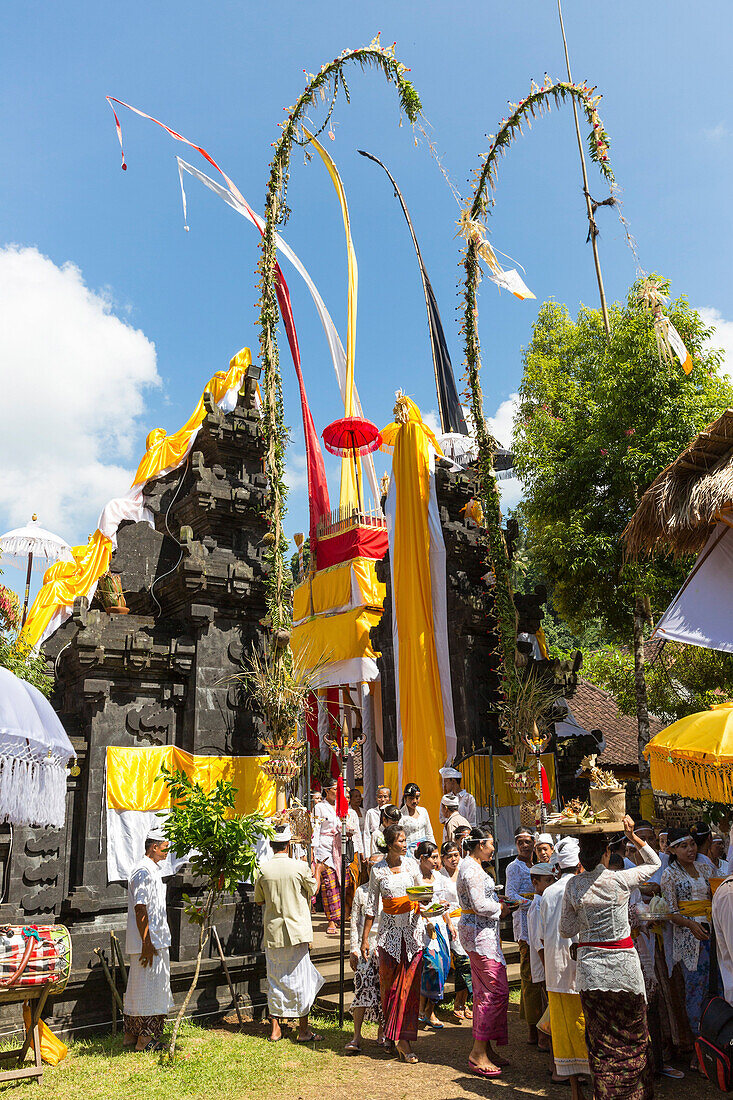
[157,765,273,1060]
[579,754,626,821]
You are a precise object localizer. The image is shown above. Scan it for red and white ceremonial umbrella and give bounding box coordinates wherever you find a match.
[322,416,382,514]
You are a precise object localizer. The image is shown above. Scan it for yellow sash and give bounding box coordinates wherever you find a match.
[679,899,712,920]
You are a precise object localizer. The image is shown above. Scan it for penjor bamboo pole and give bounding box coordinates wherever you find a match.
[557,0,611,340]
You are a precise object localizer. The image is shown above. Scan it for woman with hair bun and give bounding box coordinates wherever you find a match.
[456,826,510,1078]
[560,815,661,1100]
[370,804,402,858]
[415,840,454,1029]
[400,783,435,856]
[440,841,473,1020]
[361,823,433,1064]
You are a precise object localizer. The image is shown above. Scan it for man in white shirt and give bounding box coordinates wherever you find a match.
[313,780,341,934]
[540,838,589,1099]
[362,785,391,859]
[441,793,471,842]
[123,828,173,1051]
[713,872,733,1004]
[505,826,541,1043]
[439,766,477,825]
[528,862,555,1053]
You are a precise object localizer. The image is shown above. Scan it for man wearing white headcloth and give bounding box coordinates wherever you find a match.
[123,828,174,1051]
[441,793,471,842]
[540,838,589,1100]
[254,824,324,1043]
[439,766,477,826]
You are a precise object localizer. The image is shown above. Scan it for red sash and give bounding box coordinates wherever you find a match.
[578,936,634,950]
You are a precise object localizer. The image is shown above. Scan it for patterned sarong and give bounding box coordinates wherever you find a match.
[421,925,450,1002]
[580,989,653,1100]
[379,946,423,1042]
[468,952,509,1045]
[319,864,341,923]
[452,951,473,994]
[547,990,589,1077]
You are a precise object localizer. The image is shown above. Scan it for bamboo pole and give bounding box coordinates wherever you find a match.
[557,0,611,340]
[94,948,123,1013]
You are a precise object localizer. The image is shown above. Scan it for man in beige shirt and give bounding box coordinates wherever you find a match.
[441,793,471,843]
[254,824,324,1042]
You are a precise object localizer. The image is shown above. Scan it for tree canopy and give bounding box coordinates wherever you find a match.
[512,277,733,642]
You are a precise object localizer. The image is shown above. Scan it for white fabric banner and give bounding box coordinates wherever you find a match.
[176,157,380,508]
[653,522,733,653]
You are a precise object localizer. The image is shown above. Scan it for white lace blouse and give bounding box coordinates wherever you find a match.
[365,857,425,962]
[661,859,713,973]
[559,842,660,998]
[439,870,468,956]
[399,807,435,853]
[456,857,504,963]
[350,882,380,955]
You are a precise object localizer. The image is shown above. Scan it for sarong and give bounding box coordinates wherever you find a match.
[421,925,450,1002]
[547,990,589,1077]
[680,938,713,1035]
[468,952,508,1045]
[654,950,692,1051]
[352,950,383,1024]
[266,943,324,1018]
[319,864,341,923]
[518,940,545,1026]
[581,989,653,1100]
[379,945,423,1042]
[452,951,473,995]
[123,950,173,1023]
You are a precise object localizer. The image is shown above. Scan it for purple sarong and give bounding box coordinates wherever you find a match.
[468,951,509,1044]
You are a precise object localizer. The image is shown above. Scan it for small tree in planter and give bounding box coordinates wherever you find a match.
[158,764,273,1060]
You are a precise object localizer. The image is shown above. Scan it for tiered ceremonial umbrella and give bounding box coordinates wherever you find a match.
[644,701,733,803]
[322,416,382,515]
[0,516,72,627]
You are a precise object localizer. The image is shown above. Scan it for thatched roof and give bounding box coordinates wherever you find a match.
[624,409,733,558]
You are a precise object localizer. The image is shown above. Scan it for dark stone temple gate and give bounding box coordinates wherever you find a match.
[1,366,276,1036]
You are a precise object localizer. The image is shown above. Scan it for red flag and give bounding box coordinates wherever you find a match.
[106,98,330,549]
[336,777,349,819]
[540,764,551,804]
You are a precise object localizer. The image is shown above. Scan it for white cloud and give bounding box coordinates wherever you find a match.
[486,392,519,450]
[284,451,308,494]
[703,122,730,143]
[0,246,160,543]
[698,306,733,378]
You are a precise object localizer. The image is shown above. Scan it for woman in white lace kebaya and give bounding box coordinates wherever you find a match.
[399,783,435,856]
[361,823,434,1063]
[345,863,384,1055]
[457,826,510,1079]
[560,816,660,1100]
[661,826,715,1043]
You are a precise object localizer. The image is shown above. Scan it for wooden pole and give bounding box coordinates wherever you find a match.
[212,925,244,1027]
[557,0,611,340]
[95,948,123,1012]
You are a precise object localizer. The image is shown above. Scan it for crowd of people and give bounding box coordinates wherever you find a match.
[121,772,733,1095]
[254,775,733,1098]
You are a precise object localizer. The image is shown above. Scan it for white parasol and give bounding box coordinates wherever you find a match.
[0,666,76,829]
[0,516,72,628]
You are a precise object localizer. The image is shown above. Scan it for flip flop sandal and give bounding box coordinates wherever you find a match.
[468,1059,501,1078]
[344,1042,362,1055]
[295,1032,323,1043]
[139,1038,166,1052]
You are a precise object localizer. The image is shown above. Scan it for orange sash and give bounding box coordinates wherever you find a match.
[383,895,419,915]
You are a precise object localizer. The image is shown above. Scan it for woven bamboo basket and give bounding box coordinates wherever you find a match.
[589,786,626,822]
[520,800,539,829]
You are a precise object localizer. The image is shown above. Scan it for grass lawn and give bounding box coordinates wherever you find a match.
[0,1015,359,1100]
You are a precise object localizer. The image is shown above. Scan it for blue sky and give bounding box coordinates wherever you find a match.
[2,1,733,600]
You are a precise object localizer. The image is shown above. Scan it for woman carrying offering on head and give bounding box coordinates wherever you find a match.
[439,841,473,1021]
[415,840,455,1029]
[560,815,661,1100]
[661,825,715,1055]
[361,823,442,1064]
[400,783,435,857]
[457,826,510,1079]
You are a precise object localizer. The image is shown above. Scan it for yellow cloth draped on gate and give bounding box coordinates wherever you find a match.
[292,557,385,622]
[290,607,381,669]
[21,350,251,650]
[304,127,362,512]
[388,399,446,836]
[106,745,275,816]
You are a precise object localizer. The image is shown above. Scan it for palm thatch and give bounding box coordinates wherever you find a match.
[623,409,733,559]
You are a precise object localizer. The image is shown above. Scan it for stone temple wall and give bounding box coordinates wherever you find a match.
[1,365,274,1037]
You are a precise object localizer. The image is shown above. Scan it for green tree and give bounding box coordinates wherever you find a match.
[0,558,52,696]
[157,765,272,1059]
[512,277,733,796]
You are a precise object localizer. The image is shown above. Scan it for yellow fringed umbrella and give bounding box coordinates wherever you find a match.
[644,701,733,802]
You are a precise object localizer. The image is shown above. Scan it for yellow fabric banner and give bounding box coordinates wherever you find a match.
[391,408,446,839]
[106,746,276,816]
[383,761,399,803]
[292,558,385,621]
[290,606,381,669]
[304,128,362,511]
[21,350,251,650]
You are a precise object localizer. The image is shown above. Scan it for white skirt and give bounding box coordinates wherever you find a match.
[265,944,324,1018]
[124,949,174,1017]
